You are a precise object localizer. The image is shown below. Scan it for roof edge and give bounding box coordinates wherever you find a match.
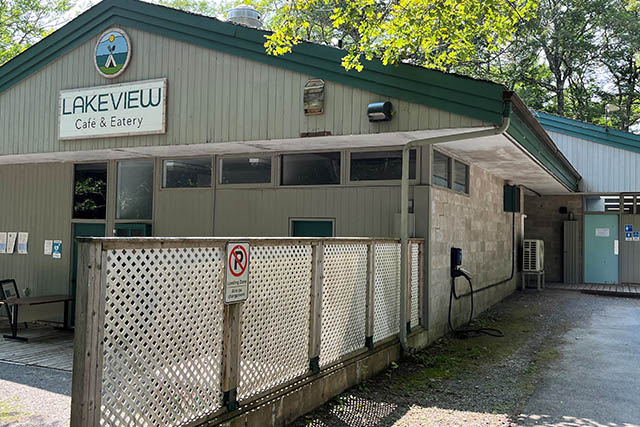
[0,0,506,124]
[533,110,640,154]
[508,94,582,192]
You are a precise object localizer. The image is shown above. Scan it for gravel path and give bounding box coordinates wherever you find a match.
[0,362,71,426]
[289,289,633,427]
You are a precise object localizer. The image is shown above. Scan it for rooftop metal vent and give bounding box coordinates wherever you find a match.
[227,5,263,28]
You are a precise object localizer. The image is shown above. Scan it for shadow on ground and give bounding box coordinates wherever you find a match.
[288,290,640,427]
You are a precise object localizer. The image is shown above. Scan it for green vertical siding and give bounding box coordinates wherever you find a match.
[214,186,420,238]
[0,163,73,320]
[0,27,489,157]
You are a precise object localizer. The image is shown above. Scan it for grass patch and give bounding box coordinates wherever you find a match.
[0,397,29,423]
[394,301,549,392]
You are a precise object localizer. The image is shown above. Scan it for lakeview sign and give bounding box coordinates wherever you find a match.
[58,78,167,140]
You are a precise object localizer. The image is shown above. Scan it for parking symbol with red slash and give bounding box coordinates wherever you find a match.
[225,242,250,303]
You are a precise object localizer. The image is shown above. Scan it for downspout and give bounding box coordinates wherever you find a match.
[399,96,513,352]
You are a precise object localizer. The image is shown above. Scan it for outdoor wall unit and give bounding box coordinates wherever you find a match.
[504,184,521,212]
[523,239,544,272]
[367,102,393,122]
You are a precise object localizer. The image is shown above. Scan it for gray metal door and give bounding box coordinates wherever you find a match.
[620,215,640,284]
[563,221,581,284]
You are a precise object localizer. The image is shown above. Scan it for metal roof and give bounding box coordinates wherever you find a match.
[534,110,640,154]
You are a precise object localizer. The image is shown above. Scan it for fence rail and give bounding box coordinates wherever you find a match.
[71,237,424,427]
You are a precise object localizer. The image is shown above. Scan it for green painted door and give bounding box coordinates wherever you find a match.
[291,220,333,237]
[584,215,619,284]
[72,223,106,324]
[114,223,152,237]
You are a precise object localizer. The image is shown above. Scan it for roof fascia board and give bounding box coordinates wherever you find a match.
[0,0,504,124]
[537,117,640,154]
[507,112,580,192]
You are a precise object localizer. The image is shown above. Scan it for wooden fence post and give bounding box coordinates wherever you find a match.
[308,243,323,374]
[70,240,105,427]
[221,246,242,412]
[365,242,375,350]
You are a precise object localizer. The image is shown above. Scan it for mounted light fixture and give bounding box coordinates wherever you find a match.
[367,101,393,122]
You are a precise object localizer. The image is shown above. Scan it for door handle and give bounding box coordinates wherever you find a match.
[614,239,619,255]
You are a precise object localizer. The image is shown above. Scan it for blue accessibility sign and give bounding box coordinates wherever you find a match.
[626,232,633,240]
[625,224,633,232]
[634,232,640,241]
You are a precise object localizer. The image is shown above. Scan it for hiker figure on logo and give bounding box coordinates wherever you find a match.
[95,28,131,78]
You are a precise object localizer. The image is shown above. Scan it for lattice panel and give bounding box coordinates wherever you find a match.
[319,244,368,367]
[238,245,312,401]
[373,244,401,343]
[411,243,420,327]
[101,247,225,427]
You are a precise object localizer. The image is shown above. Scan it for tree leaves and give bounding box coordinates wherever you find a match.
[264,0,537,72]
[0,0,71,65]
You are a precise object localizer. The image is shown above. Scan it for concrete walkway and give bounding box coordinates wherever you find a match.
[0,361,71,426]
[519,294,640,426]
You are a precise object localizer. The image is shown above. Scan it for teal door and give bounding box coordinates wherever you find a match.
[72,223,106,324]
[584,215,619,284]
[291,220,333,237]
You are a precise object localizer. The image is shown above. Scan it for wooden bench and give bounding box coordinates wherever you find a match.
[0,279,73,342]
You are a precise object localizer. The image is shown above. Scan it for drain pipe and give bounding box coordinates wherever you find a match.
[399,97,513,352]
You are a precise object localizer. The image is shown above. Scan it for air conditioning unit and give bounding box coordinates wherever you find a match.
[523,239,544,272]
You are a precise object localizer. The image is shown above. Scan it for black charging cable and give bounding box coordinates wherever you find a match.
[448,273,504,338]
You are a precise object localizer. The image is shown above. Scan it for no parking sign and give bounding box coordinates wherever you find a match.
[225,242,250,304]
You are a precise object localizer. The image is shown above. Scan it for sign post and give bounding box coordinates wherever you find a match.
[224,242,250,304]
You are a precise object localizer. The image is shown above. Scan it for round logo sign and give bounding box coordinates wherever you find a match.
[95,28,131,78]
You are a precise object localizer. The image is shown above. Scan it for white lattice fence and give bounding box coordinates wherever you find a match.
[72,238,423,427]
[411,243,420,327]
[237,245,312,401]
[101,247,225,427]
[319,244,368,367]
[373,243,401,343]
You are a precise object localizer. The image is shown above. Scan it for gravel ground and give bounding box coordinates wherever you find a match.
[0,362,71,427]
[288,289,622,427]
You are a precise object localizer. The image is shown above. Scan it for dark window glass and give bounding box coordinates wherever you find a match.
[281,152,341,185]
[350,150,416,181]
[73,163,107,219]
[116,160,154,220]
[432,151,450,188]
[220,157,272,184]
[162,158,211,188]
[453,160,469,193]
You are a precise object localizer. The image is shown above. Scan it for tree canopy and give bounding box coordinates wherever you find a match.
[0,0,71,65]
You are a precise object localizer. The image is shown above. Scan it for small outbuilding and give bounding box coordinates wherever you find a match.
[527,110,640,285]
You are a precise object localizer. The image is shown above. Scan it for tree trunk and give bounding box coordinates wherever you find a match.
[556,88,565,116]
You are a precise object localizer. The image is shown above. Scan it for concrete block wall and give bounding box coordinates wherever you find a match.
[429,165,523,337]
[524,195,583,283]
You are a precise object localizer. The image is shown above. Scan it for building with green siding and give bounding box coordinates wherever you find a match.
[0,0,580,333]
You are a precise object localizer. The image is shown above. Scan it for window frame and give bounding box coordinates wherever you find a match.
[346,147,420,185]
[279,150,342,187]
[289,217,336,237]
[160,156,213,190]
[453,159,469,194]
[432,149,471,196]
[217,154,276,188]
[72,161,109,221]
[115,159,155,221]
[432,150,451,189]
